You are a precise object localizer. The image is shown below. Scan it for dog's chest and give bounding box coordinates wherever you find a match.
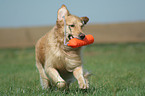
[52,50,82,72]
[64,51,82,72]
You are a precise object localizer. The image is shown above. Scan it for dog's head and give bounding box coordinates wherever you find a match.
[56,5,89,41]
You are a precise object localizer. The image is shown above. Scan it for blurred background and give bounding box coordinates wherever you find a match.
[0,0,145,48]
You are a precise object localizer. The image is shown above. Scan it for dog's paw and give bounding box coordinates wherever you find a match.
[79,82,89,89]
[40,78,51,90]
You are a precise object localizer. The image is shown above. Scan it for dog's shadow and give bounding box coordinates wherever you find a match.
[62,87,95,95]
[42,88,93,95]
[66,88,89,93]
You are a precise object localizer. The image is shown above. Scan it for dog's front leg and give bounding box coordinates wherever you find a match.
[73,66,89,89]
[45,67,66,89]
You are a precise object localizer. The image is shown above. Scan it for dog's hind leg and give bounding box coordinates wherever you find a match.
[45,67,66,90]
[36,62,50,89]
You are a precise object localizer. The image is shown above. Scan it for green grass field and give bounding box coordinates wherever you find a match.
[0,43,145,96]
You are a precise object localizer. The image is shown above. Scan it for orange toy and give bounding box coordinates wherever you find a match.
[67,34,94,48]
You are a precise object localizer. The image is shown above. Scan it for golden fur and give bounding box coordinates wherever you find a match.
[35,5,90,90]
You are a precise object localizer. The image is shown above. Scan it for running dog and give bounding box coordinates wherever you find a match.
[35,5,90,90]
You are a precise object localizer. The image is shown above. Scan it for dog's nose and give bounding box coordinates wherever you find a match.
[79,33,85,40]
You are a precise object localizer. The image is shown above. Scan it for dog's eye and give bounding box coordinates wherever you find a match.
[69,25,75,27]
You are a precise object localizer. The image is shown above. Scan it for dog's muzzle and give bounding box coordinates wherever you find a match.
[68,33,85,40]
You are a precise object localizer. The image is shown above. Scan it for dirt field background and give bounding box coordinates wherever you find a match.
[0,22,145,48]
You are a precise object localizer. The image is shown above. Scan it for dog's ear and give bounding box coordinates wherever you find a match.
[80,17,89,25]
[57,5,69,21]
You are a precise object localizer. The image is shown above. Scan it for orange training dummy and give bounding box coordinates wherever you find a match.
[67,34,94,48]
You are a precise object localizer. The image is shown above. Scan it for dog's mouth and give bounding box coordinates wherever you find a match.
[68,34,74,40]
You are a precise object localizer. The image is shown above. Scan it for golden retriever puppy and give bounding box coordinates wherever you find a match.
[35,5,90,90]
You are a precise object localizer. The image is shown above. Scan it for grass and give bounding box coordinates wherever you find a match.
[0,43,145,96]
